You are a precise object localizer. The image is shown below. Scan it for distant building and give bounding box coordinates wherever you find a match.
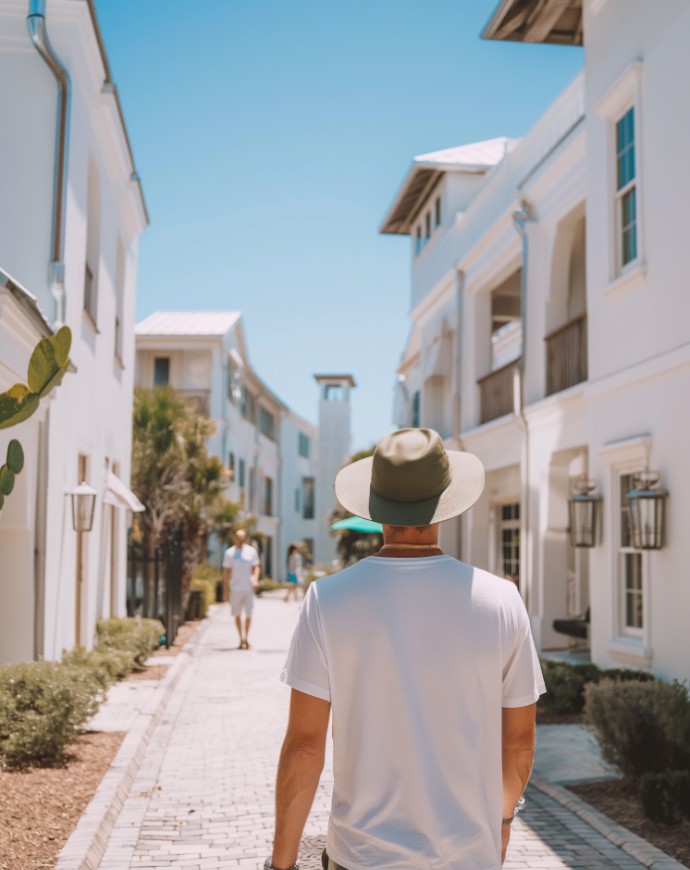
[313,374,356,565]
[135,312,318,579]
[384,0,690,683]
[0,0,147,662]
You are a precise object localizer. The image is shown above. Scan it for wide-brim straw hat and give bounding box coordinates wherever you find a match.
[335,428,485,527]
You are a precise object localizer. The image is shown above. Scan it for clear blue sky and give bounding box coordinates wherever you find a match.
[97,0,582,452]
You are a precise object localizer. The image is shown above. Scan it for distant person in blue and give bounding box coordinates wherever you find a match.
[222,529,260,650]
[284,544,304,603]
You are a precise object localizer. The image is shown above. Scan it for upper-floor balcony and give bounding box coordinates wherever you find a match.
[545,314,587,396]
[176,388,211,417]
[477,357,521,425]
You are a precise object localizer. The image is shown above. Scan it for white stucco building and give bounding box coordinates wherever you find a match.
[135,312,319,580]
[384,0,690,683]
[0,0,147,662]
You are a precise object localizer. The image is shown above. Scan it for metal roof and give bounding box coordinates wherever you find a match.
[135,311,241,337]
[379,137,516,236]
[482,0,583,46]
[314,373,357,387]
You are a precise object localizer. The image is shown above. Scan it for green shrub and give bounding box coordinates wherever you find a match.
[190,577,215,617]
[61,646,134,688]
[193,562,222,583]
[640,770,690,825]
[0,661,101,767]
[96,617,163,669]
[539,661,602,714]
[585,679,690,777]
[600,667,656,683]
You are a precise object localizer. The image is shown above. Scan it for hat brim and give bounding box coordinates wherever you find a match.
[334,450,485,527]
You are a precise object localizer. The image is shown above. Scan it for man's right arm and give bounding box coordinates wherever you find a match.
[501,702,536,863]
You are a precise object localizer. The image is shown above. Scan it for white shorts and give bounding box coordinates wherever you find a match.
[230,589,254,617]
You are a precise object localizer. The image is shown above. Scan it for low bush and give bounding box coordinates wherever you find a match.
[640,770,690,825]
[0,661,102,767]
[539,661,602,714]
[600,667,656,683]
[61,646,134,689]
[190,577,215,618]
[96,617,163,670]
[585,678,690,777]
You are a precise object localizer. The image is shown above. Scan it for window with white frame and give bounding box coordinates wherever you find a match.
[615,107,637,268]
[618,471,644,634]
[497,502,520,586]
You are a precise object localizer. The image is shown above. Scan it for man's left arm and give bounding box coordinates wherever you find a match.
[271,689,330,869]
[252,559,261,590]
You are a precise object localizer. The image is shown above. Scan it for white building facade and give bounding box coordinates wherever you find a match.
[135,312,319,581]
[0,0,147,662]
[384,0,690,683]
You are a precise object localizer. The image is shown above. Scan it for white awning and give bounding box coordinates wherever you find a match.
[423,334,453,380]
[103,471,145,512]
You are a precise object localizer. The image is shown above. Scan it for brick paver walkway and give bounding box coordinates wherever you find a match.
[97,598,653,869]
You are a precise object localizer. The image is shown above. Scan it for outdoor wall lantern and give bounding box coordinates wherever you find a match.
[627,471,668,550]
[568,476,601,548]
[68,481,97,532]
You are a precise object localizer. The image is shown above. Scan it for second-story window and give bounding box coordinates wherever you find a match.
[238,458,246,488]
[616,106,637,268]
[298,432,310,458]
[434,195,441,228]
[242,390,256,423]
[259,406,276,440]
[154,357,170,386]
[415,227,423,257]
[302,477,315,520]
[411,390,420,427]
[84,159,101,327]
[425,211,431,242]
[263,476,274,516]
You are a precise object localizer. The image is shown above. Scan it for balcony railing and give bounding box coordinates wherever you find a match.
[545,314,587,397]
[176,389,211,416]
[477,358,520,424]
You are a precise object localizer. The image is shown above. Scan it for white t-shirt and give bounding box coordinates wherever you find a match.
[222,544,260,592]
[281,555,546,870]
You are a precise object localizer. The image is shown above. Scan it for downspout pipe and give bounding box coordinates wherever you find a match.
[27,0,71,325]
[452,264,466,561]
[512,201,533,609]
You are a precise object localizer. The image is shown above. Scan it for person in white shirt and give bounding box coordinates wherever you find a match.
[222,529,260,650]
[266,428,546,870]
[285,544,304,603]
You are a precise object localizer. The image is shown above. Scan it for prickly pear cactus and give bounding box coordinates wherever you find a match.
[0,326,71,430]
[0,327,70,512]
[0,439,24,510]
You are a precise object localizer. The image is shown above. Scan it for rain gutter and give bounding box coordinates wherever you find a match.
[27,0,70,324]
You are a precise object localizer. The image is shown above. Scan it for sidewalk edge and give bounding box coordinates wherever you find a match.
[55,619,212,870]
[531,777,688,869]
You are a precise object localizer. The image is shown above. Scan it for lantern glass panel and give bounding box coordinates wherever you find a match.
[71,491,96,532]
[569,495,598,548]
[631,492,664,550]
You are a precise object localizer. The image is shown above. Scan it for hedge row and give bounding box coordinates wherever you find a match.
[0,617,163,768]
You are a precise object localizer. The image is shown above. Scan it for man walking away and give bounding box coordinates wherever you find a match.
[266,428,546,870]
[222,529,260,650]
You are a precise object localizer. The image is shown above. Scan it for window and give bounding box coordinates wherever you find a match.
[325,384,343,401]
[619,472,643,633]
[249,468,256,510]
[498,503,520,585]
[238,458,246,488]
[259,406,276,440]
[425,211,431,241]
[263,476,274,516]
[411,390,420,428]
[154,357,170,386]
[415,227,422,256]
[434,195,441,228]
[242,389,256,423]
[84,159,101,326]
[616,107,637,267]
[114,237,125,362]
[298,432,310,458]
[295,487,301,512]
[302,477,315,520]
[228,452,235,478]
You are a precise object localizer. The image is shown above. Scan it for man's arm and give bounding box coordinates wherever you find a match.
[252,562,261,589]
[501,703,536,863]
[272,689,330,869]
[222,567,231,601]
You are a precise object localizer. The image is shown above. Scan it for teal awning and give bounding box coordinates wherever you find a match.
[331,516,383,534]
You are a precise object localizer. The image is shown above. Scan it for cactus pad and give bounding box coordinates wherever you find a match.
[28,326,72,398]
[7,440,24,474]
[0,384,41,429]
[0,465,15,496]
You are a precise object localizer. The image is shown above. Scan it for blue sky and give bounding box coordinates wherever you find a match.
[97,0,582,452]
